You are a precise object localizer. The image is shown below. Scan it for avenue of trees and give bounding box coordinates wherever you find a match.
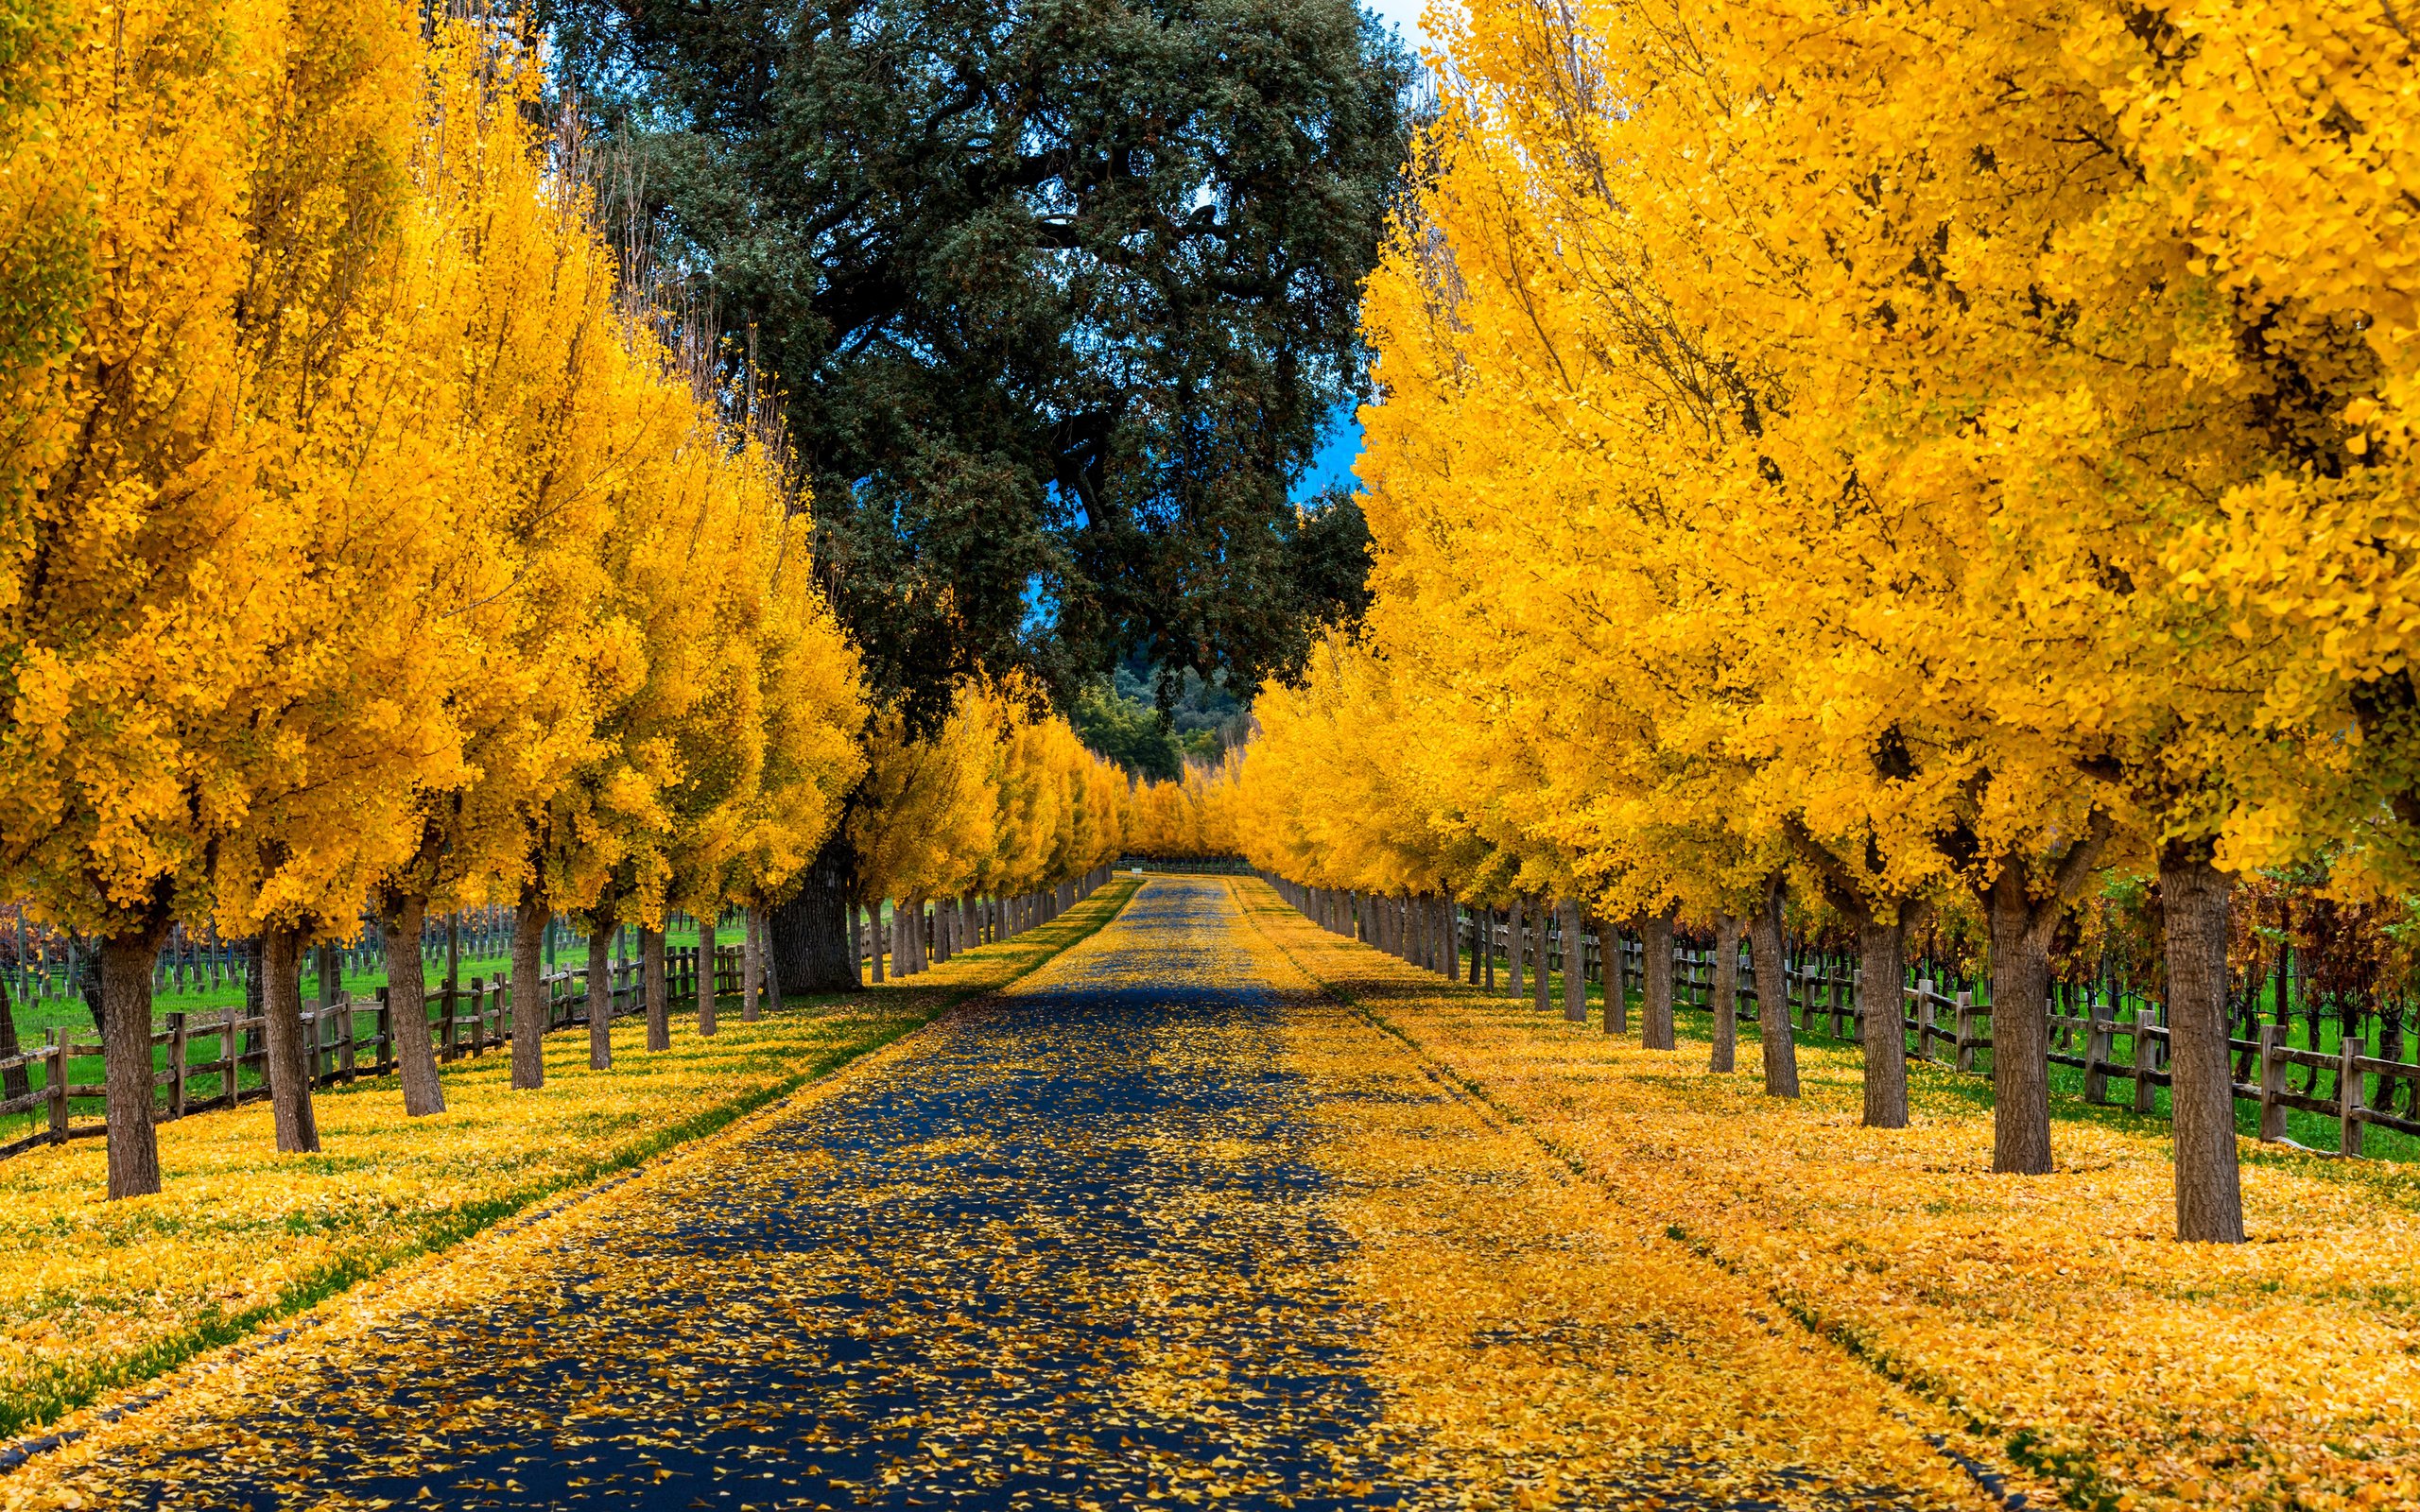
[1,0,1387,1199]
[542,0,1416,988]
[1208,0,2420,1246]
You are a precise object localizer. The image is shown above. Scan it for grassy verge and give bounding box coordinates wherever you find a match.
[0,878,1137,1442]
[1459,950,2419,1161]
[1238,880,2417,1512]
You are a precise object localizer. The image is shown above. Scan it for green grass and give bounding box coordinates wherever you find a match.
[1453,947,2420,1165]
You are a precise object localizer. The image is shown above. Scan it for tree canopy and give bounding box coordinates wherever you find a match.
[546,0,1412,725]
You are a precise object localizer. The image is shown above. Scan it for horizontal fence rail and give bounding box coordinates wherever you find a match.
[1261,874,2420,1160]
[0,944,745,1160]
[0,865,1121,1169]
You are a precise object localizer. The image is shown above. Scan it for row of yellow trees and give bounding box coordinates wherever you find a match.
[850,677,1132,975]
[1218,0,2420,1244]
[0,0,1126,1199]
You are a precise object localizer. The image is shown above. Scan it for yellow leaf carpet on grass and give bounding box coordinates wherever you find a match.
[1223,884,2010,1512]
[0,879,1140,1446]
[1231,878,2420,1512]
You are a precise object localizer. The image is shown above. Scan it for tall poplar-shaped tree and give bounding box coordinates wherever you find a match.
[0,0,441,1189]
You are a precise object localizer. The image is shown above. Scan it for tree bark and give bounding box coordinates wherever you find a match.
[1531,898,1550,1015]
[1507,895,1524,999]
[2162,840,2245,1243]
[769,821,859,992]
[1596,912,1623,1034]
[1858,916,1909,1128]
[1710,913,1740,1073]
[379,893,445,1116]
[102,924,169,1197]
[697,912,718,1036]
[1642,908,1677,1050]
[587,922,613,1070]
[865,902,883,983]
[0,973,27,1105]
[741,908,763,1022]
[261,925,320,1154]
[1984,866,2056,1174]
[643,926,669,1052]
[1749,875,1801,1098]
[510,894,546,1090]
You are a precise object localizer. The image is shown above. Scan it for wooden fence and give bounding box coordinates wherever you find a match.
[1268,877,2420,1159]
[0,944,743,1160]
[0,865,1121,1163]
[852,869,1112,980]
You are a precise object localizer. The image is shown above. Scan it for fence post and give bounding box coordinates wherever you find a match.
[2131,1002,2159,1114]
[467,976,484,1058]
[1954,991,1976,1072]
[44,1037,66,1144]
[339,996,358,1085]
[168,1011,188,1120]
[2258,1022,2289,1142]
[375,986,393,1076]
[1912,979,1934,1062]
[2083,996,2113,1105]
[225,1003,241,1108]
[2341,1033,2366,1159]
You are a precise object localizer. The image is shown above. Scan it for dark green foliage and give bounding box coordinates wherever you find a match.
[1071,660,1250,780]
[546,0,1410,729]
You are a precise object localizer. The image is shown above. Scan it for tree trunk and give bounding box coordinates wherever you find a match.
[1710,914,1740,1073]
[1858,916,1909,1129]
[1508,896,1524,999]
[102,925,169,1197]
[1531,899,1550,1015]
[697,912,719,1036]
[769,821,859,992]
[1984,866,2055,1174]
[1642,908,1676,1051]
[261,925,320,1154]
[2162,840,2245,1243]
[380,894,445,1116]
[0,973,26,1105]
[1597,914,1624,1035]
[865,902,883,983]
[78,941,102,1035]
[1749,876,1801,1098]
[742,908,763,1022]
[587,923,614,1070]
[643,926,669,1052]
[511,894,546,1090]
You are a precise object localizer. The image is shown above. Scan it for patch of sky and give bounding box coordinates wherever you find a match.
[1022,572,1060,636]
[1293,398,1365,504]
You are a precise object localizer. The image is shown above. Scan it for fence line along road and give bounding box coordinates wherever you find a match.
[1262,873,2420,1161]
[0,865,1118,1163]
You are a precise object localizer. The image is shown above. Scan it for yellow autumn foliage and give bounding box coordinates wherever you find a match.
[0,2,868,1192]
[852,675,1130,912]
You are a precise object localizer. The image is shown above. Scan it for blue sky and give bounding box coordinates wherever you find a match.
[1295,401,1367,501]
[1365,0,1440,53]
[1291,2,1441,505]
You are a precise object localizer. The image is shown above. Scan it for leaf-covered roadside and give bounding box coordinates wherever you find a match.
[1234,879,2420,1512]
[0,879,1137,1444]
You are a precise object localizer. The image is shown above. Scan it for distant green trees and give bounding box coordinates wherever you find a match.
[1073,663,1251,782]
